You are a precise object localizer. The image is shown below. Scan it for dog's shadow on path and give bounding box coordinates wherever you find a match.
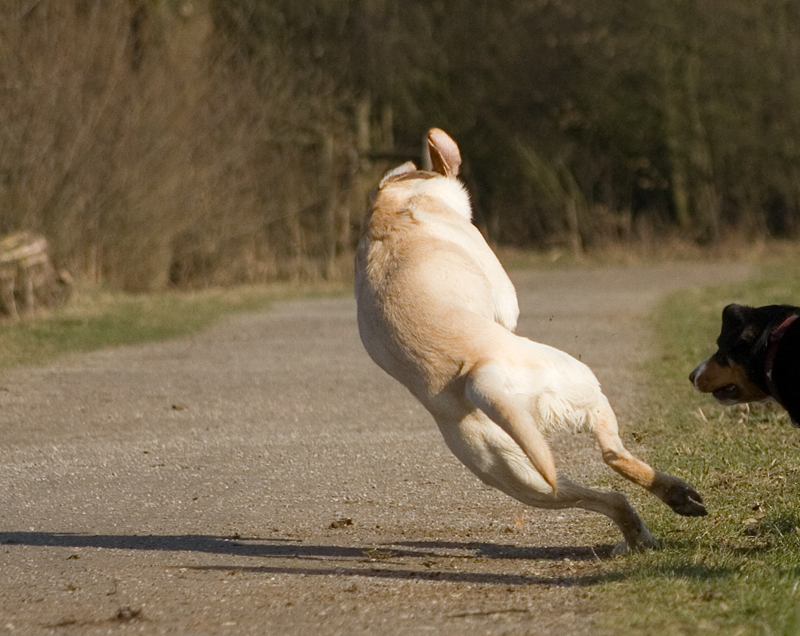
[0,531,624,587]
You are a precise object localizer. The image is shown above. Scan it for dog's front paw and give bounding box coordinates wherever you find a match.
[670,485,706,517]
[652,472,707,517]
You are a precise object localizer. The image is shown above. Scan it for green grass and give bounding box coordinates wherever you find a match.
[600,261,800,635]
[0,282,349,369]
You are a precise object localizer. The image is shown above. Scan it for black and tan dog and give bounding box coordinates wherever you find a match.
[690,303,800,426]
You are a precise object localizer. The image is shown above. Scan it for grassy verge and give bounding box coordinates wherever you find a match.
[0,282,349,369]
[600,261,800,635]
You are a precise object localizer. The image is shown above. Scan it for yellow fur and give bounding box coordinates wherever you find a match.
[355,128,705,550]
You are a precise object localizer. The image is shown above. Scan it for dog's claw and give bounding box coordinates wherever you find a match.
[684,496,707,517]
[671,487,707,517]
[652,473,707,517]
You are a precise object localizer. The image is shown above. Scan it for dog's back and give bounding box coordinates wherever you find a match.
[355,134,518,398]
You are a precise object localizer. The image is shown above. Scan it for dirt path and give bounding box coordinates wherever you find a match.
[0,262,751,635]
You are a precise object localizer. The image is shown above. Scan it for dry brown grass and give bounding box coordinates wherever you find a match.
[0,1,368,292]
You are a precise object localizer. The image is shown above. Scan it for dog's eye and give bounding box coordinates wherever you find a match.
[714,353,731,367]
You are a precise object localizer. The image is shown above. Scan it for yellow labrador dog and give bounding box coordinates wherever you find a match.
[355,128,706,550]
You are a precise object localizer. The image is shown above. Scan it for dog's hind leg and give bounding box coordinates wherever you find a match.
[438,413,657,551]
[552,476,656,552]
[438,424,657,550]
[592,400,706,517]
[477,470,656,551]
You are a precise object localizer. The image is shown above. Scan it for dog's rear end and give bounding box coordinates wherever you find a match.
[356,129,705,550]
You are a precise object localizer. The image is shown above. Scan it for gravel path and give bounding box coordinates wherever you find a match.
[0,262,751,635]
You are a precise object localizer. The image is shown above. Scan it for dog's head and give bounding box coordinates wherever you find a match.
[378,128,462,187]
[362,129,471,237]
[689,303,798,405]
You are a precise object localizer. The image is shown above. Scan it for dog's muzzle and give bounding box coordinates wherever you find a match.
[690,361,741,404]
[688,364,702,388]
[710,384,742,404]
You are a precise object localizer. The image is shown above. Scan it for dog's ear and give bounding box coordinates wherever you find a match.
[427,128,461,178]
[380,161,417,187]
[722,304,759,342]
[722,303,746,322]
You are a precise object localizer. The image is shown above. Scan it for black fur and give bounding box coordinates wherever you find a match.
[769,315,800,424]
[716,303,800,423]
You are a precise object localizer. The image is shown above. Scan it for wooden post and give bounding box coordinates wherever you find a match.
[322,133,337,279]
[0,232,69,320]
[0,267,18,320]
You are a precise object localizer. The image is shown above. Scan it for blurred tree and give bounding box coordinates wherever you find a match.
[4,0,800,291]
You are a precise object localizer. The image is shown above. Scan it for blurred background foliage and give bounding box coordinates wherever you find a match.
[1,0,799,290]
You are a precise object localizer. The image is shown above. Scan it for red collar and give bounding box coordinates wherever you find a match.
[765,314,799,412]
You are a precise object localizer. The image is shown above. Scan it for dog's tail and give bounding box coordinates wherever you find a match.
[465,362,559,493]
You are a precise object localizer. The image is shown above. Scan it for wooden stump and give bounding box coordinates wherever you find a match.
[0,232,71,320]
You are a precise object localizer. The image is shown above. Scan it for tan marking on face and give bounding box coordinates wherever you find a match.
[691,356,769,403]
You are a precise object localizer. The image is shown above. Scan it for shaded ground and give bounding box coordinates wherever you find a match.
[0,262,751,635]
